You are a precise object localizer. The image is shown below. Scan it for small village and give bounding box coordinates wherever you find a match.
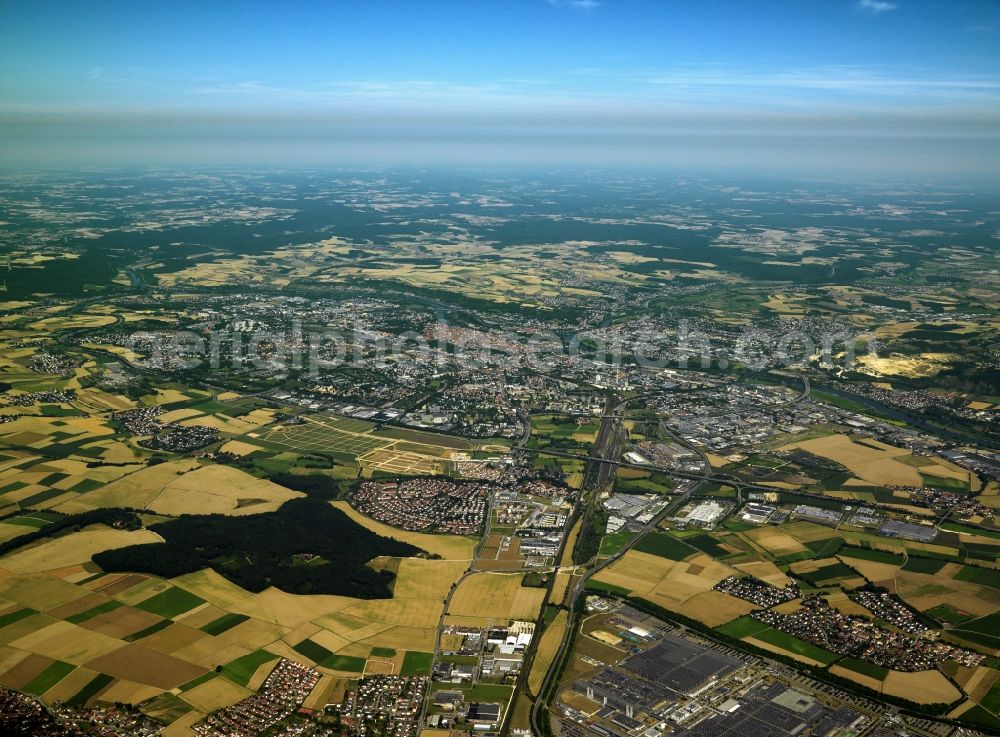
[338,675,428,737]
[353,479,491,535]
[752,598,985,672]
[192,659,321,737]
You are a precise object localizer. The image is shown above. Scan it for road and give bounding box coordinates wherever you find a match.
[527,414,708,737]
[418,492,495,728]
[526,489,702,737]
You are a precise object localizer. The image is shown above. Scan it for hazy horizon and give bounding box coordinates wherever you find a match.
[1,0,998,176]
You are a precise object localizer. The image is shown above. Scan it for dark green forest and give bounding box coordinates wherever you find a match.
[92,498,424,597]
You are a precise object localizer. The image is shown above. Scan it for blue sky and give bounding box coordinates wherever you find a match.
[1,0,998,171]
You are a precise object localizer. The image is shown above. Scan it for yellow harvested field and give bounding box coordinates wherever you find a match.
[682,591,759,626]
[590,629,623,647]
[779,433,966,487]
[29,314,118,331]
[0,575,93,611]
[10,620,124,665]
[307,628,353,655]
[830,664,883,692]
[450,573,547,621]
[317,611,392,642]
[161,710,203,737]
[181,676,252,712]
[550,518,582,605]
[733,560,791,588]
[331,502,476,560]
[114,577,179,606]
[173,569,254,611]
[363,659,395,676]
[138,624,208,656]
[342,576,461,632]
[592,549,683,592]
[781,521,841,544]
[0,450,38,473]
[242,408,276,424]
[183,558,463,636]
[173,637,252,670]
[529,610,567,694]
[219,439,266,456]
[82,606,163,640]
[0,614,58,647]
[72,387,136,413]
[771,600,804,615]
[895,571,1000,618]
[0,528,163,573]
[392,559,468,600]
[147,465,303,516]
[90,441,144,466]
[551,571,574,607]
[54,459,201,514]
[741,528,807,556]
[593,551,744,625]
[358,625,436,652]
[823,591,880,618]
[303,674,345,710]
[790,558,836,575]
[838,557,897,588]
[341,598,441,631]
[86,644,207,689]
[96,679,163,707]
[959,665,999,702]
[218,618,291,650]
[0,522,36,544]
[0,649,43,688]
[881,670,961,704]
[705,452,733,467]
[245,660,280,692]
[160,408,205,423]
[42,666,102,704]
[0,416,112,449]
[179,414,257,434]
[145,389,207,406]
[175,603,229,629]
[949,700,981,722]
[25,459,89,476]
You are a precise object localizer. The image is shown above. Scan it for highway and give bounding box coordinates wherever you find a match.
[527,486,702,737]
[527,412,709,737]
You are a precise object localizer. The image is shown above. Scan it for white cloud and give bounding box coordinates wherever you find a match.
[857,0,897,13]
[182,64,1000,119]
[643,66,1000,97]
